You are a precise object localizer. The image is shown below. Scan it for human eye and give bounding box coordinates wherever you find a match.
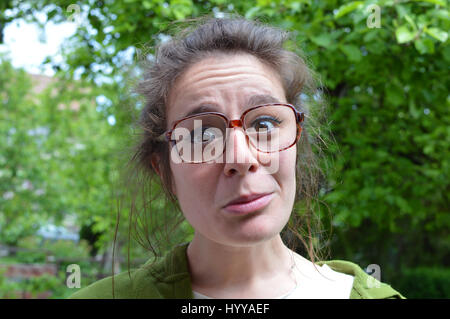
[251,116,283,132]
[191,127,218,144]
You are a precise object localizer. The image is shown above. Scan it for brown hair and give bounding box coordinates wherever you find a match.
[114,14,332,290]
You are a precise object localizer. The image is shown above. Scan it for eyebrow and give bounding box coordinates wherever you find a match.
[182,103,218,118]
[182,94,282,119]
[246,94,282,107]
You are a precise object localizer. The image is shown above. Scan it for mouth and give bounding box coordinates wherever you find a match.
[223,193,274,215]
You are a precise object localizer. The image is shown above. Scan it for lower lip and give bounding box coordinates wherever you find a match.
[223,193,274,215]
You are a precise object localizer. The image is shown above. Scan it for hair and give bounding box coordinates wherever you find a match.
[113,14,333,293]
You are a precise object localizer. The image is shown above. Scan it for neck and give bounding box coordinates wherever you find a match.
[187,233,296,294]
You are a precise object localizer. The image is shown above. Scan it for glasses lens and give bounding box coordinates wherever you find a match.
[172,114,227,163]
[244,105,297,152]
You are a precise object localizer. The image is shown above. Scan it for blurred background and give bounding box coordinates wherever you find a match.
[0,0,448,299]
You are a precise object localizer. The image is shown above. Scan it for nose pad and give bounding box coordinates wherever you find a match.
[229,119,243,128]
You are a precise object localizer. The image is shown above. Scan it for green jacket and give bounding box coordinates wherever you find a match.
[69,242,405,299]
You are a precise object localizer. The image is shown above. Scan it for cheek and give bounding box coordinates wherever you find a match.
[169,162,220,212]
[277,147,297,198]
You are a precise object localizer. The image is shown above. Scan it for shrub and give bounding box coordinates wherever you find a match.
[392,267,450,298]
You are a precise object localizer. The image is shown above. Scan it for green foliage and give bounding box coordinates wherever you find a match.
[0,235,110,298]
[15,236,91,263]
[0,56,124,251]
[1,0,449,299]
[0,266,67,299]
[0,62,45,245]
[391,267,450,298]
[19,273,62,298]
[0,267,22,298]
[15,236,48,263]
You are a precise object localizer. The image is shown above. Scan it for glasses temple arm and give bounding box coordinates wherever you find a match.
[156,131,170,142]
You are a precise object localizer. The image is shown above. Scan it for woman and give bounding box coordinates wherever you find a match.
[70,16,404,299]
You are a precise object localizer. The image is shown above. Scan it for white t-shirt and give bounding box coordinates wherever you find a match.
[192,262,354,299]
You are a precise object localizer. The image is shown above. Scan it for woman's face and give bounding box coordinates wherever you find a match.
[166,53,297,247]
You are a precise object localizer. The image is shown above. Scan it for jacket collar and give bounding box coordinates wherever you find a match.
[137,242,404,299]
[137,242,193,298]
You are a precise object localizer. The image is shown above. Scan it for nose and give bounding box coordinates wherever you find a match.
[223,126,260,177]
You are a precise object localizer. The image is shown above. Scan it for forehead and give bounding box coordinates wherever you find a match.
[167,53,286,123]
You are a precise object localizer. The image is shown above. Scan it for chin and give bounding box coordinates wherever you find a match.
[224,221,284,247]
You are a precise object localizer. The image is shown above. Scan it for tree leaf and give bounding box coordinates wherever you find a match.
[414,37,435,54]
[340,44,362,62]
[425,27,448,42]
[411,0,447,6]
[310,33,332,47]
[245,6,260,19]
[396,25,416,43]
[334,1,364,19]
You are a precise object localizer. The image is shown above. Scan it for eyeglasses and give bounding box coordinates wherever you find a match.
[158,103,304,163]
